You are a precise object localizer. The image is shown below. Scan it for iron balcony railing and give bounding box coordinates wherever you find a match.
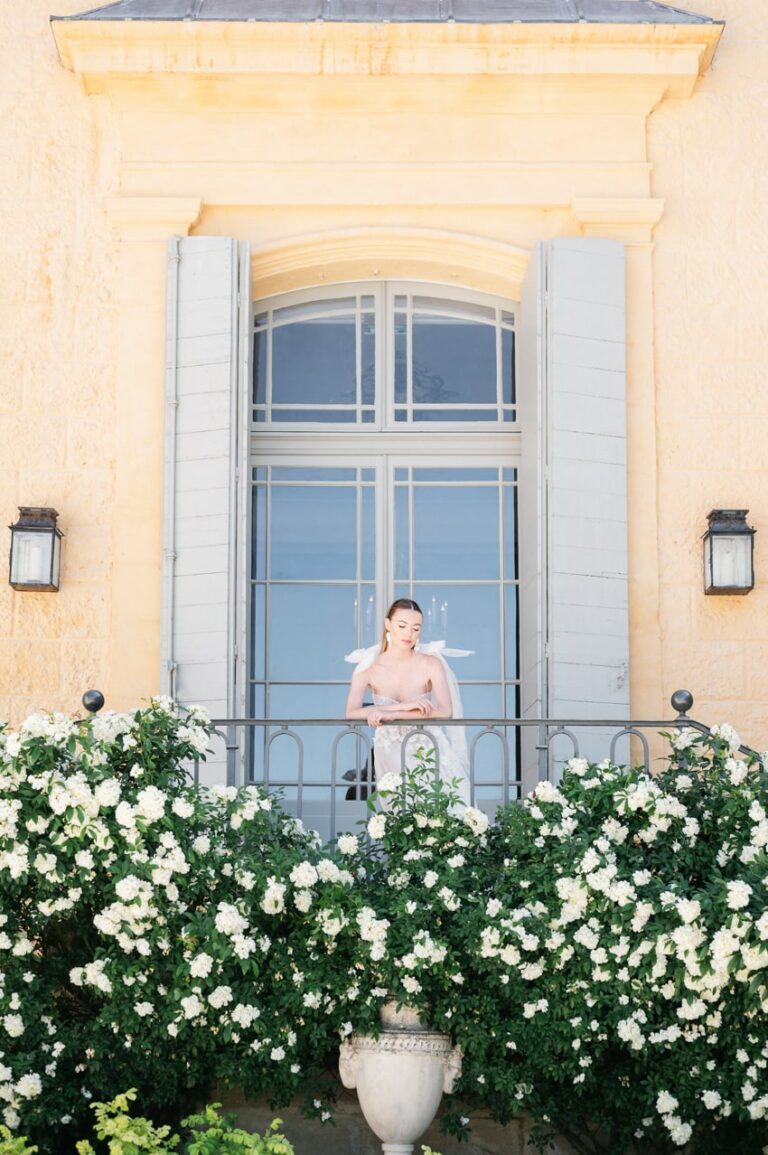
[195,690,759,844]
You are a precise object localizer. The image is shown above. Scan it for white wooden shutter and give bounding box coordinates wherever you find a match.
[518,238,629,788]
[162,237,251,754]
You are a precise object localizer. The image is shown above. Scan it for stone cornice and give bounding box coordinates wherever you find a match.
[52,19,722,106]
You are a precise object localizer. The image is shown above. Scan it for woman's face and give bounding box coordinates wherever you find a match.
[385,608,423,652]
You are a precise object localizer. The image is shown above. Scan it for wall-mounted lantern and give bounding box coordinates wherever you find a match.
[8,508,63,592]
[703,509,755,595]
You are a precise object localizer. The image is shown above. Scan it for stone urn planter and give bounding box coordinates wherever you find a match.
[339,1000,462,1154]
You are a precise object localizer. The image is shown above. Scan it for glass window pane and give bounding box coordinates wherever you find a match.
[395,485,409,581]
[269,585,357,680]
[503,486,518,580]
[411,409,498,423]
[461,683,502,719]
[505,684,520,719]
[362,486,375,580]
[266,686,357,786]
[362,410,375,423]
[414,584,500,680]
[253,330,267,405]
[359,584,377,648]
[413,297,495,323]
[271,467,356,482]
[252,485,267,580]
[412,486,499,581]
[504,585,519,680]
[270,409,358,424]
[394,316,407,404]
[502,329,515,406]
[274,298,355,324]
[272,318,356,406]
[270,485,357,580]
[250,583,266,680]
[412,468,497,482]
[247,684,267,783]
[362,313,376,406]
[412,316,496,404]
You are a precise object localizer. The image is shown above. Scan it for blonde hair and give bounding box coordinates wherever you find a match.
[381,598,422,653]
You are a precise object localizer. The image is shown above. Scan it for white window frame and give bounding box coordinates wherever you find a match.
[251,280,517,434]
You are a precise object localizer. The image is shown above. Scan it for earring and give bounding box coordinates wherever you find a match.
[386,631,392,644]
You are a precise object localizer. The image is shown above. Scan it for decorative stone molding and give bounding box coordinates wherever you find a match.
[571,196,665,242]
[250,227,531,301]
[105,197,203,241]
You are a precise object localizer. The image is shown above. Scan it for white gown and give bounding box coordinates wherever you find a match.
[345,642,472,807]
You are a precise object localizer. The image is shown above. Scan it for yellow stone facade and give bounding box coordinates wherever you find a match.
[1,1,766,747]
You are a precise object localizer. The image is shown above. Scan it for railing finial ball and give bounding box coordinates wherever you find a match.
[671,689,694,718]
[82,690,105,715]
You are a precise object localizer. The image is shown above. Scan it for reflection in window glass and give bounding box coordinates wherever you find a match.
[412,317,496,405]
[253,330,267,405]
[272,318,356,406]
[403,408,498,423]
[502,328,515,406]
[394,315,407,404]
[362,314,376,405]
[271,409,359,424]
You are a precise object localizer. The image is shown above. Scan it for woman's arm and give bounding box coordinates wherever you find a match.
[345,670,434,727]
[425,655,453,719]
[345,669,376,721]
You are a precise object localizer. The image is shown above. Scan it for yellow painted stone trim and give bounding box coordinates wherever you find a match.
[105,196,203,240]
[119,161,655,207]
[572,197,665,242]
[249,227,531,302]
[53,20,722,103]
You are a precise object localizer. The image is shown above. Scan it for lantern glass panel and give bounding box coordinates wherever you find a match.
[10,529,54,586]
[710,534,752,590]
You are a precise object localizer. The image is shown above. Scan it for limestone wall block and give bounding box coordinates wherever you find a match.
[2,639,61,697]
[58,639,111,709]
[13,585,109,642]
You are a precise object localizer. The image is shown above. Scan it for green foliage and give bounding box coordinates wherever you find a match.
[0,1125,37,1154]
[76,1089,179,1155]
[183,1104,294,1153]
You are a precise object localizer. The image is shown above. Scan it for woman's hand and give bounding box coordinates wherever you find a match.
[400,698,434,717]
[365,707,388,728]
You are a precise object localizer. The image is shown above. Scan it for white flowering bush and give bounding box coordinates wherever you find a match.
[1,702,768,1155]
[439,728,768,1154]
[0,702,346,1150]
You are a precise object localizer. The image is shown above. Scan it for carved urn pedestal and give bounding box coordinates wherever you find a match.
[339,1001,462,1154]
